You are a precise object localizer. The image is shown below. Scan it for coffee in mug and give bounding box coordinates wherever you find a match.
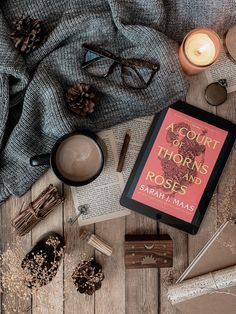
[55,134,103,182]
[30,131,104,186]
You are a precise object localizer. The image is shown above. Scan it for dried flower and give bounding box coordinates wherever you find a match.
[162,268,182,286]
[214,231,236,255]
[0,233,102,313]
[0,236,65,314]
[217,178,236,224]
[21,234,65,288]
[72,258,104,295]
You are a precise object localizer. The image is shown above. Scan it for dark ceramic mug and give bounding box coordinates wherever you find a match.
[30,130,105,186]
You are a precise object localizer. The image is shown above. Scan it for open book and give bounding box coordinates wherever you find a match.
[71,115,153,225]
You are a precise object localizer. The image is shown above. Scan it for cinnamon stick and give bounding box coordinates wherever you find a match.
[117,129,131,172]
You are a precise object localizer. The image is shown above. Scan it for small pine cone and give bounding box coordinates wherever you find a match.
[72,258,104,295]
[66,83,97,117]
[11,16,46,54]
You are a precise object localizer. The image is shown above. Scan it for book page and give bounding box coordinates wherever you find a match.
[205,48,236,93]
[71,116,153,225]
[112,116,154,182]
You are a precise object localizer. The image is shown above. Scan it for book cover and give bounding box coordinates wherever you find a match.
[131,107,227,223]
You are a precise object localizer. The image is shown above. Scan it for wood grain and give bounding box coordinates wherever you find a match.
[63,185,95,314]
[125,212,158,314]
[216,89,236,225]
[125,235,173,269]
[187,73,219,263]
[31,170,64,314]
[95,217,125,314]
[0,70,235,314]
[0,189,31,314]
[159,223,188,314]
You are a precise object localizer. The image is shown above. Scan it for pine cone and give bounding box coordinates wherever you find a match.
[11,16,46,54]
[72,258,104,295]
[66,83,97,117]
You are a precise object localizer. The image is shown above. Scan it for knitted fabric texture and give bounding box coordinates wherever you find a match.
[0,0,235,202]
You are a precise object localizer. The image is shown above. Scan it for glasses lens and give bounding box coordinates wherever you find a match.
[122,66,156,89]
[83,50,115,77]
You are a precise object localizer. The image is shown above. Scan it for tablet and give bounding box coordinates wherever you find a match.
[120,101,236,234]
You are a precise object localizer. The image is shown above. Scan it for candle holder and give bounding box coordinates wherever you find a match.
[179,28,222,75]
[224,25,236,63]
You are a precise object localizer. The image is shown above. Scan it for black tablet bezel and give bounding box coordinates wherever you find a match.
[120,101,236,235]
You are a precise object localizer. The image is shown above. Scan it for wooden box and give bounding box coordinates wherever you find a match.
[125,234,173,269]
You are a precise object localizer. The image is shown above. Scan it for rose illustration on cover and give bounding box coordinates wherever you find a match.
[158,122,206,196]
[131,108,228,223]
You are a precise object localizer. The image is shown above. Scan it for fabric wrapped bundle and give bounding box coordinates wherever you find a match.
[168,265,236,314]
[168,265,236,304]
[0,0,236,203]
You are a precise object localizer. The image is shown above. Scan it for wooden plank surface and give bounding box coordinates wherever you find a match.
[126,213,158,314]
[0,72,235,314]
[0,188,32,314]
[187,73,219,263]
[216,91,236,225]
[159,223,188,314]
[186,73,236,264]
[95,217,126,314]
[63,185,95,314]
[31,170,64,314]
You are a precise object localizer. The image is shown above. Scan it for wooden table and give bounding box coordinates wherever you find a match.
[0,72,235,314]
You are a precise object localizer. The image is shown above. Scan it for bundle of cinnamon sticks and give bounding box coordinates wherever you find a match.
[12,184,64,236]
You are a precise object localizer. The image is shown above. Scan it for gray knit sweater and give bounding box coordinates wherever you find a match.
[0,0,236,203]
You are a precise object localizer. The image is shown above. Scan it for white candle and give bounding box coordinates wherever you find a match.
[184,33,216,66]
[179,28,222,75]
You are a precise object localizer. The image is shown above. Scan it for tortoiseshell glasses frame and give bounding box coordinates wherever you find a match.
[81,43,160,89]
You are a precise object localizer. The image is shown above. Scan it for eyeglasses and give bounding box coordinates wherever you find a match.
[81,44,160,89]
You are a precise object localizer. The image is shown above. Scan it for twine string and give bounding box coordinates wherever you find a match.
[201,271,236,298]
[11,185,64,236]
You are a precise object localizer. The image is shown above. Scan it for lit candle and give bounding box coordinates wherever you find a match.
[179,28,222,75]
